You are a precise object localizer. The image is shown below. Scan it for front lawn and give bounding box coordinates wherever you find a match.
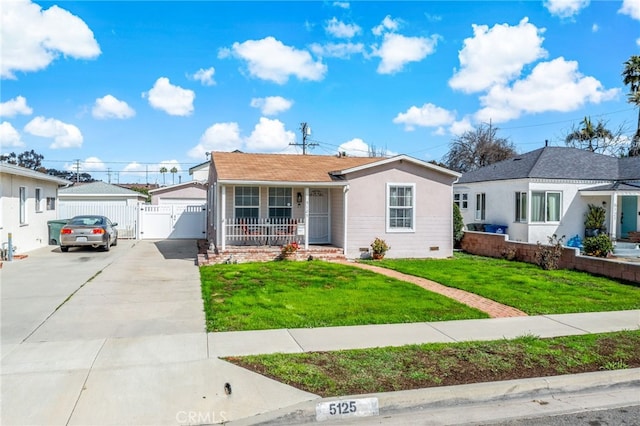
[372,253,640,315]
[227,330,640,397]
[200,261,487,332]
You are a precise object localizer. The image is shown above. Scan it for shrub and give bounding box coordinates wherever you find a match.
[534,234,565,270]
[583,234,613,258]
[453,203,464,247]
[370,237,390,258]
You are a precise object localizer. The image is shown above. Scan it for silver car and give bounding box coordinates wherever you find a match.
[60,215,118,252]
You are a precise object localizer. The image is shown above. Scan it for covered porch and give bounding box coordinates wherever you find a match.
[581,183,640,241]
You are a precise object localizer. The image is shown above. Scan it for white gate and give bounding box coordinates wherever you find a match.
[59,202,138,239]
[139,204,206,239]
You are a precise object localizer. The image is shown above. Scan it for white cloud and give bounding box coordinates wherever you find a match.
[372,33,438,74]
[0,122,25,148]
[190,67,216,86]
[449,18,547,94]
[333,2,350,9]
[637,38,640,48]
[449,117,474,136]
[245,117,295,152]
[188,122,243,158]
[393,103,456,131]
[325,17,361,39]
[142,77,195,116]
[123,161,144,174]
[0,96,33,117]
[250,96,293,116]
[591,23,599,32]
[224,37,327,84]
[619,0,640,20]
[337,138,370,157]
[92,95,135,119]
[475,57,619,123]
[1,0,100,79]
[309,42,364,59]
[24,116,83,148]
[372,15,400,36]
[543,0,590,18]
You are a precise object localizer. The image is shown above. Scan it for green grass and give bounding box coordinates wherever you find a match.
[369,253,640,315]
[226,330,640,397]
[200,261,488,331]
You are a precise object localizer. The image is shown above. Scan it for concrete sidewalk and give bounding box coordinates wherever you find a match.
[2,241,639,425]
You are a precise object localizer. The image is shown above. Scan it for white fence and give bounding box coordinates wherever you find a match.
[58,202,139,239]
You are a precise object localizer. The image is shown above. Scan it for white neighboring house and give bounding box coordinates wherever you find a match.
[454,147,640,244]
[58,181,148,205]
[0,163,70,254]
[188,161,209,182]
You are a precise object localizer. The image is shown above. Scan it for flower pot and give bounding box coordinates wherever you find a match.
[372,253,385,260]
[585,228,600,238]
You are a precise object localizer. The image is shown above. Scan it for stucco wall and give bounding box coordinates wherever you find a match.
[345,160,456,259]
[151,184,206,205]
[1,173,60,254]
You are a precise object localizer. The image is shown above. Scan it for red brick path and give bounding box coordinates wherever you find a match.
[342,261,528,318]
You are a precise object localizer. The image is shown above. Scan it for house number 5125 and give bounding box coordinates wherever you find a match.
[316,397,379,421]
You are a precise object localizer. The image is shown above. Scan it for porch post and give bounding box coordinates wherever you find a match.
[304,187,309,250]
[221,185,226,250]
[610,193,618,240]
[343,185,349,256]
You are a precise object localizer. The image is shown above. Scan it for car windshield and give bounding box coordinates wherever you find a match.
[70,217,103,226]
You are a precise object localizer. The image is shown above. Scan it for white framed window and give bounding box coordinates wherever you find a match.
[234,186,259,219]
[531,191,561,222]
[19,186,27,224]
[35,187,43,212]
[515,192,527,222]
[387,183,415,232]
[475,193,486,221]
[454,192,468,209]
[268,187,292,218]
[46,197,56,210]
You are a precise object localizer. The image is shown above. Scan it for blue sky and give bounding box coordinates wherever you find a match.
[1,0,639,185]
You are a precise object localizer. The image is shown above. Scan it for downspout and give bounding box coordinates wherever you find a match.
[343,185,349,257]
[220,185,226,251]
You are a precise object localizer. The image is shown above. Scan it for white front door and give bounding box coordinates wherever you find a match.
[308,189,329,244]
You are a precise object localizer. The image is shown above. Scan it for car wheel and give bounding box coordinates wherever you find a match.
[104,241,110,252]
[61,246,69,252]
[112,236,118,246]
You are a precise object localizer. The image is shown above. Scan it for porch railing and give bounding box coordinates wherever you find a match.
[225,217,303,246]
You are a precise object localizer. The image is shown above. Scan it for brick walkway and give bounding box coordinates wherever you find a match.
[343,261,528,318]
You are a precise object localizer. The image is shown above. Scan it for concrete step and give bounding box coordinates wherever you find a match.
[613,242,640,258]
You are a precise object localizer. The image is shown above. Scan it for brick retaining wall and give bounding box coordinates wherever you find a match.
[461,231,640,283]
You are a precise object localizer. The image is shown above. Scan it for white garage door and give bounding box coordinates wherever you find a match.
[140,204,206,239]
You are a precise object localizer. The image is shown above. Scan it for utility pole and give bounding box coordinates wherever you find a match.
[107,168,112,184]
[75,159,80,183]
[289,122,317,155]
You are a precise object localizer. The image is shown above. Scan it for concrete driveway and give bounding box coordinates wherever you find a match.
[1,240,316,425]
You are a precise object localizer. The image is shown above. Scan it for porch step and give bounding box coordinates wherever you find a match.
[613,242,640,258]
[198,246,345,265]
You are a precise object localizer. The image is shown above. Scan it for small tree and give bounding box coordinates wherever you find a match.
[622,55,640,156]
[159,166,168,185]
[442,123,517,173]
[534,234,565,270]
[453,203,464,248]
[170,166,178,184]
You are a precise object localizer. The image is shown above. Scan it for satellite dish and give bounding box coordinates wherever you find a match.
[306,126,312,136]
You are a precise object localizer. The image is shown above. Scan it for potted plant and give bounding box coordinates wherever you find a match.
[584,204,606,237]
[280,241,299,260]
[370,237,390,259]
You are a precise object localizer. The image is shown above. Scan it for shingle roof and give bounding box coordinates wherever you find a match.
[59,181,144,196]
[211,152,383,183]
[457,147,640,184]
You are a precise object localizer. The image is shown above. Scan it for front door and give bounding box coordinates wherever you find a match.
[621,196,638,238]
[309,188,329,244]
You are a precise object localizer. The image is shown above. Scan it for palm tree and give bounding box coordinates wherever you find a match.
[159,166,168,185]
[565,116,613,153]
[622,55,640,156]
[170,166,178,184]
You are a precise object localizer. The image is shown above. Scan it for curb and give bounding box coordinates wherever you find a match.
[225,368,640,425]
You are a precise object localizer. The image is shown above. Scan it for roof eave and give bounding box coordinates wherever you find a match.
[333,155,461,178]
[216,179,348,187]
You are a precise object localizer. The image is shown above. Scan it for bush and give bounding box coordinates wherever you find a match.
[535,234,565,270]
[453,203,464,247]
[583,234,613,257]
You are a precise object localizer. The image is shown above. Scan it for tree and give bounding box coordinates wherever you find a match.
[159,166,168,185]
[0,150,44,171]
[170,166,178,184]
[622,55,640,156]
[564,116,619,154]
[442,123,517,173]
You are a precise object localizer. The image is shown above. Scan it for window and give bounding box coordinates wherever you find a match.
[515,192,527,222]
[19,186,27,224]
[234,186,259,219]
[35,188,42,212]
[268,187,292,218]
[531,191,561,222]
[454,193,468,209]
[387,184,414,231]
[475,193,485,221]
[46,197,56,210]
